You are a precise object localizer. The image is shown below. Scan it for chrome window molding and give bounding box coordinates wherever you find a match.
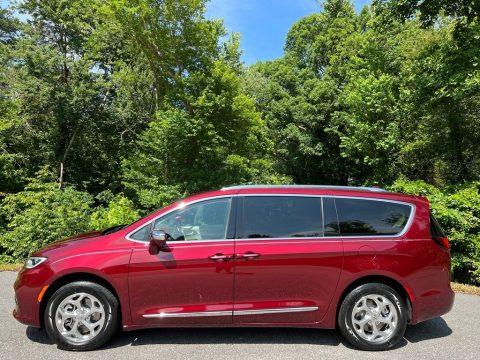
[142,306,319,318]
[126,193,415,244]
[328,195,415,239]
[237,194,415,240]
[125,195,235,243]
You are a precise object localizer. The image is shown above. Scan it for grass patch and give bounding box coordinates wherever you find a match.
[0,263,22,272]
[451,282,480,296]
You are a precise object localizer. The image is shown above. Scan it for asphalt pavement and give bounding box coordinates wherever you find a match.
[1,271,478,360]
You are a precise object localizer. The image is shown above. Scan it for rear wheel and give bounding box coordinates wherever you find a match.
[338,283,407,351]
[44,281,119,351]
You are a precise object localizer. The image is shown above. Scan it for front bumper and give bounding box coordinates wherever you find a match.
[13,266,53,327]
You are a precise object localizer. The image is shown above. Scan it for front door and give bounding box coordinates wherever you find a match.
[128,197,236,325]
[233,195,343,324]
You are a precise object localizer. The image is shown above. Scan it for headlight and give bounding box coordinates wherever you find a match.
[25,257,47,269]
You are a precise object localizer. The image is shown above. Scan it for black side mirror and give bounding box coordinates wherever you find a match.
[148,230,168,255]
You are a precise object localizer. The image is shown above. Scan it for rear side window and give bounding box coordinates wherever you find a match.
[430,212,445,237]
[335,198,412,236]
[241,196,322,238]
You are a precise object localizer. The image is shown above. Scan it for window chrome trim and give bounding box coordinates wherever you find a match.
[142,306,319,318]
[125,195,235,243]
[237,194,415,240]
[126,193,416,243]
[328,195,415,239]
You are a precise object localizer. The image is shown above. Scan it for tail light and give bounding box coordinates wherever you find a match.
[432,236,450,251]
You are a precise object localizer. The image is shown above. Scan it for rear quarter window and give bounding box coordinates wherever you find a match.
[430,212,445,238]
[335,198,412,236]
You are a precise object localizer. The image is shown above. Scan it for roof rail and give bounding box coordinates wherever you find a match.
[221,185,387,192]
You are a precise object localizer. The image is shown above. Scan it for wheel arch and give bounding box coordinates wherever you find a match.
[335,275,413,327]
[39,272,122,328]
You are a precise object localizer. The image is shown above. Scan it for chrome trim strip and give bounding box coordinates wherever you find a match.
[125,195,235,242]
[127,193,415,243]
[237,194,415,239]
[143,310,232,318]
[142,306,319,318]
[234,306,319,316]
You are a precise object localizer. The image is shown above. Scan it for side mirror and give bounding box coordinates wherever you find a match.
[148,230,168,255]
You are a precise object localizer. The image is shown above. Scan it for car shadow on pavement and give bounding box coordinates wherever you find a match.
[105,328,343,348]
[404,317,452,343]
[25,316,452,350]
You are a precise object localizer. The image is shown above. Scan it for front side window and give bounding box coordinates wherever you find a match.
[241,196,322,238]
[153,197,232,241]
[335,198,411,236]
[130,224,150,241]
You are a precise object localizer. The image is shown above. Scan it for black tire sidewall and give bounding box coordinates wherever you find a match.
[44,281,119,351]
[338,283,407,351]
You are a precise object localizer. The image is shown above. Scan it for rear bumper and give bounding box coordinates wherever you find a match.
[411,282,455,324]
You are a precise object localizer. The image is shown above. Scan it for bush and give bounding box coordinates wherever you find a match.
[90,194,140,230]
[0,170,93,260]
[389,179,480,285]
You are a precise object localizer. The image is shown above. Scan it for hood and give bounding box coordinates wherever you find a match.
[32,230,105,256]
[59,230,104,243]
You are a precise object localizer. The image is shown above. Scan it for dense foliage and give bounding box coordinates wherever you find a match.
[0,1,479,284]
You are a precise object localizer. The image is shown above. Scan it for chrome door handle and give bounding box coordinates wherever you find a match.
[236,252,260,260]
[208,254,233,262]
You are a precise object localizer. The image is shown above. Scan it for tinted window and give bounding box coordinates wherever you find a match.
[153,198,232,241]
[335,198,411,236]
[430,212,445,237]
[241,196,322,238]
[323,197,340,236]
[130,224,150,241]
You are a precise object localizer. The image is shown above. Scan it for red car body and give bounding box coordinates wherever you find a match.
[13,186,454,332]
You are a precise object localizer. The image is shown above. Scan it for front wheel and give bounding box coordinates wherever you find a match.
[44,281,119,351]
[338,283,407,351]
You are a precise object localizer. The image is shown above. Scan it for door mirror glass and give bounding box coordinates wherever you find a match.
[148,230,168,255]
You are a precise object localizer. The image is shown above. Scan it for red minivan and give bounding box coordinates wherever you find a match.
[13,185,454,351]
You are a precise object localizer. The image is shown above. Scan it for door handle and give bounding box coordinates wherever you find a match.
[236,252,260,260]
[208,253,233,262]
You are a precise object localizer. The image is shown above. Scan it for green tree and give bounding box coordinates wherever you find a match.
[244,0,361,184]
[116,1,284,210]
[373,0,480,27]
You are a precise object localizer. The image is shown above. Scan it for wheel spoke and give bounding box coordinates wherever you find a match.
[55,292,105,344]
[351,293,398,344]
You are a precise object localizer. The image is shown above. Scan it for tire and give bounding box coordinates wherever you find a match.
[338,283,407,351]
[44,281,119,351]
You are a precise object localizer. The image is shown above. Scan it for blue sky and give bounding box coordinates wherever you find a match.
[1,0,370,64]
[207,0,370,64]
